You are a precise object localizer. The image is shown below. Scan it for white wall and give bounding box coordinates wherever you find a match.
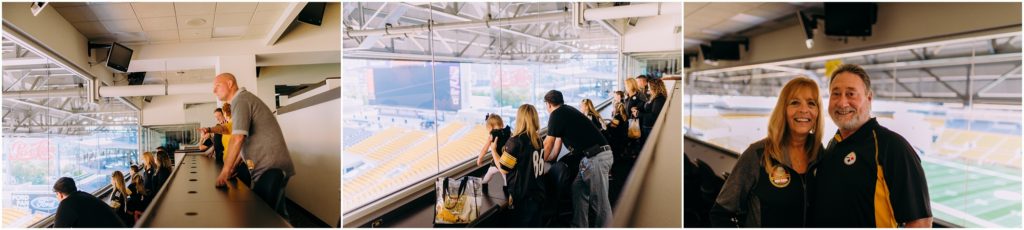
[256,63,341,111]
[184,103,220,127]
[278,95,341,226]
[623,13,683,53]
[141,94,216,126]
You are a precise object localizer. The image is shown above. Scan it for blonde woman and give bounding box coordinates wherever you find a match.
[581,99,606,131]
[498,104,547,227]
[140,152,158,197]
[710,77,824,227]
[127,174,148,221]
[476,114,511,186]
[623,77,647,120]
[110,171,133,226]
[632,79,668,142]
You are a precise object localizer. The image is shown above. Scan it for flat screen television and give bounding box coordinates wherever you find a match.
[106,42,133,73]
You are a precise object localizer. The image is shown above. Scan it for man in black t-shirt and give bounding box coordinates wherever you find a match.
[811,64,932,227]
[541,90,613,227]
[53,177,126,228]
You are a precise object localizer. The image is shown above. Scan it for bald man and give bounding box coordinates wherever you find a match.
[208,73,295,216]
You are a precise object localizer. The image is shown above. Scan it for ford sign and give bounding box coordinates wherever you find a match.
[30,196,59,212]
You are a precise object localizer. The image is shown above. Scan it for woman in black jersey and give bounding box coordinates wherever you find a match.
[709,77,824,227]
[498,104,546,227]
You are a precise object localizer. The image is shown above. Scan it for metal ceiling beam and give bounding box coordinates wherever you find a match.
[975,64,1023,96]
[264,2,308,46]
[395,2,578,51]
[3,99,103,123]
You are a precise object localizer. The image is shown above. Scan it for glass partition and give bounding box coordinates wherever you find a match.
[341,2,620,214]
[2,35,141,227]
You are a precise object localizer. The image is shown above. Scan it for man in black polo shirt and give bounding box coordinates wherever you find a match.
[541,90,614,227]
[52,177,126,227]
[810,64,932,227]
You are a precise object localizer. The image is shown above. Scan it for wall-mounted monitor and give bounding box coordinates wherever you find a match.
[106,42,133,73]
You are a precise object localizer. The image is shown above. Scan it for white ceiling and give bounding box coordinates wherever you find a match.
[50,2,289,45]
[683,2,815,52]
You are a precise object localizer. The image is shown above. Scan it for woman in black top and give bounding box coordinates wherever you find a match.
[580,99,606,132]
[709,77,824,227]
[623,78,647,156]
[141,151,158,201]
[109,171,134,226]
[632,79,667,143]
[155,151,173,191]
[127,173,148,222]
[498,104,547,227]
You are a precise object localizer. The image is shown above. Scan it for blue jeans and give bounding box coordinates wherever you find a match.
[572,150,614,227]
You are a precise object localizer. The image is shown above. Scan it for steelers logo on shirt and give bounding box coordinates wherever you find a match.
[769,166,791,188]
[844,151,857,165]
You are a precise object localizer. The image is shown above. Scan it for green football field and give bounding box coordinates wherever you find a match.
[922,157,1022,228]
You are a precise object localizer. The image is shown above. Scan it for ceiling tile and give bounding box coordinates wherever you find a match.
[214,13,253,27]
[174,3,216,16]
[213,26,248,38]
[180,28,213,40]
[177,14,214,29]
[246,24,272,36]
[115,32,148,42]
[250,10,281,25]
[51,2,88,8]
[102,19,144,33]
[71,21,110,36]
[216,2,258,14]
[146,30,180,41]
[54,5,99,23]
[256,2,288,12]
[131,2,175,18]
[89,3,137,20]
[140,17,178,31]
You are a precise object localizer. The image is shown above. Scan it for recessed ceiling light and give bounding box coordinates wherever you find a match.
[186,18,207,26]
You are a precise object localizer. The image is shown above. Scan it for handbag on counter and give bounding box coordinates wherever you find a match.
[433,176,482,226]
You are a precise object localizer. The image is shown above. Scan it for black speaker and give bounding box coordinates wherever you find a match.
[824,3,877,37]
[297,2,327,26]
[127,72,145,85]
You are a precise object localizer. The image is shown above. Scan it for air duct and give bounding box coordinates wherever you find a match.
[2,82,212,99]
[345,3,680,38]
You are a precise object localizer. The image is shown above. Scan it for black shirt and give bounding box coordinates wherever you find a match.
[625,93,647,120]
[213,133,225,163]
[502,134,547,207]
[640,96,666,128]
[546,105,609,153]
[54,191,126,228]
[710,140,817,227]
[491,126,512,156]
[809,118,931,227]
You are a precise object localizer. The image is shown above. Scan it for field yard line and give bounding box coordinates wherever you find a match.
[932,202,1002,228]
[922,157,1021,182]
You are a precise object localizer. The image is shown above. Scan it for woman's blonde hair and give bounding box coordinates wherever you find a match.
[131,174,147,197]
[485,114,503,129]
[614,102,627,120]
[141,152,156,171]
[624,78,639,96]
[581,99,603,123]
[648,79,667,101]
[764,77,823,174]
[111,171,131,196]
[513,104,542,149]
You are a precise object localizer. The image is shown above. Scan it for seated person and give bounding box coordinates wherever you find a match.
[53,177,125,227]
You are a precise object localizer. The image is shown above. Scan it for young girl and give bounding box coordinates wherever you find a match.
[476,114,511,185]
[110,171,134,226]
